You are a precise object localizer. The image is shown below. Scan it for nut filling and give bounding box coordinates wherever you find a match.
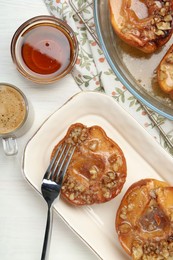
[132,239,173,259]
[51,123,127,205]
[116,179,173,259]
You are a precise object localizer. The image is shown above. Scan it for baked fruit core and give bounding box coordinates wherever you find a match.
[116,179,173,259]
[138,199,170,234]
[51,123,127,205]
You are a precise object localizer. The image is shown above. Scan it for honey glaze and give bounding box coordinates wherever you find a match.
[116,36,173,103]
[21,25,72,76]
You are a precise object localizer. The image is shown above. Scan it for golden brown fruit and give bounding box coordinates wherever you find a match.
[116,178,173,259]
[109,0,173,53]
[157,44,173,94]
[51,123,127,205]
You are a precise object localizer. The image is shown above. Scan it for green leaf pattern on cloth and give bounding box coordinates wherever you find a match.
[44,0,173,156]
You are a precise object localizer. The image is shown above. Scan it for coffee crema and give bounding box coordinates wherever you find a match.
[0,85,27,134]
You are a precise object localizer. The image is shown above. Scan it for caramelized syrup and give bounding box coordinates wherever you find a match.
[21,25,72,75]
[116,36,173,105]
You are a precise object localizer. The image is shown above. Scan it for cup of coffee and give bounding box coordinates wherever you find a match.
[0,83,29,155]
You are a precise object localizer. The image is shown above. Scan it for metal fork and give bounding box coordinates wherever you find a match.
[40,142,76,260]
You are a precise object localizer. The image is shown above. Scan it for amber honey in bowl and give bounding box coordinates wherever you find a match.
[22,26,72,75]
[11,16,78,84]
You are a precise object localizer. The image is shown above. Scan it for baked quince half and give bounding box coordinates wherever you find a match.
[109,0,173,53]
[116,178,173,259]
[51,123,127,205]
[157,44,173,94]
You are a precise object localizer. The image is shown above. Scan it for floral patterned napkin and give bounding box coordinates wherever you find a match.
[44,0,173,155]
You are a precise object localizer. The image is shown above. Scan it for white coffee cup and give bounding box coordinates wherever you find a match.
[0,83,30,155]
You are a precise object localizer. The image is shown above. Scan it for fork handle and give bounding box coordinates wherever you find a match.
[41,206,52,260]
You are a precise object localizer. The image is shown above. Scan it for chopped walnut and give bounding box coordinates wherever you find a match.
[108,171,117,180]
[127,203,135,211]
[132,243,143,259]
[69,193,75,201]
[164,14,172,22]
[66,126,88,144]
[119,223,131,234]
[156,21,171,30]
[103,189,111,199]
[120,205,128,220]
[89,165,99,179]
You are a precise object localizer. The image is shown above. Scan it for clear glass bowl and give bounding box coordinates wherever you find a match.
[94,0,173,120]
[11,15,79,84]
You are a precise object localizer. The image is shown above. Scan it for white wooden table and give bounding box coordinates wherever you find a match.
[0,1,97,259]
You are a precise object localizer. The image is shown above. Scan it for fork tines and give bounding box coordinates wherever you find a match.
[44,142,76,184]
